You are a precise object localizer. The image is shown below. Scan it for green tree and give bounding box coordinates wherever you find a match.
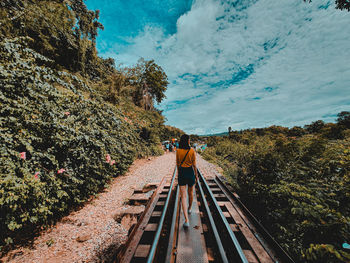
[304,120,325,134]
[142,59,169,104]
[337,111,350,129]
[336,0,350,11]
[288,126,306,137]
[69,0,104,42]
[125,58,169,109]
[304,0,350,11]
[0,0,105,75]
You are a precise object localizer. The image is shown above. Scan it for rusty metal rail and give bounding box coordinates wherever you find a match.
[164,184,180,262]
[196,171,230,263]
[116,165,295,263]
[146,167,177,263]
[197,168,249,263]
[116,168,177,263]
[214,176,296,263]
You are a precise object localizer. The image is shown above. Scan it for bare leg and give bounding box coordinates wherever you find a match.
[188,185,194,210]
[180,185,189,223]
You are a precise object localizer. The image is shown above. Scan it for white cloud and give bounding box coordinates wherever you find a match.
[103,0,350,134]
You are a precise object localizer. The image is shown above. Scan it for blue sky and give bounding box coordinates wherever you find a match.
[86,0,350,135]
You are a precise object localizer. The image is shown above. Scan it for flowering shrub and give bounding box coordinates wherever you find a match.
[0,37,164,251]
[202,130,350,262]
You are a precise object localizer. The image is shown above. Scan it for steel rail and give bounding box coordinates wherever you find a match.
[197,172,229,263]
[165,185,180,263]
[198,168,249,263]
[117,175,168,263]
[146,167,177,263]
[214,176,296,263]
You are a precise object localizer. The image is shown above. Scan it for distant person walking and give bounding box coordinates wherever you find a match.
[165,142,169,152]
[176,134,198,228]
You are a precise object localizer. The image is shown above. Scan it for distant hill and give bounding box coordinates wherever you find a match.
[199,131,228,137]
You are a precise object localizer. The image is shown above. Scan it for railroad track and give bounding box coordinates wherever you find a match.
[116,166,295,263]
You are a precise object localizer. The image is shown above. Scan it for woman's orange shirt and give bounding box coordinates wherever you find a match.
[176,148,196,168]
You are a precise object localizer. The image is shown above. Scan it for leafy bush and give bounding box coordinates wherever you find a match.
[160,125,184,141]
[202,126,350,262]
[0,0,103,75]
[0,37,164,252]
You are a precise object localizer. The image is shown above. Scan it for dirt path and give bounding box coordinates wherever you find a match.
[1,154,176,263]
[1,152,221,263]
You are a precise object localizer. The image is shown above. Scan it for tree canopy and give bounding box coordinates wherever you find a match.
[304,0,350,11]
[0,0,105,75]
[124,58,169,109]
[337,111,350,128]
[202,115,350,262]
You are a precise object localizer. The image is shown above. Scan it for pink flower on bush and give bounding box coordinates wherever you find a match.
[34,172,40,179]
[20,152,26,160]
[110,160,116,165]
[64,112,70,116]
[57,168,66,174]
[124,117,128,121]
[106,154,111,163]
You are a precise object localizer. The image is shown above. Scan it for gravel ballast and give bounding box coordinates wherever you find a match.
[1,152,221,263]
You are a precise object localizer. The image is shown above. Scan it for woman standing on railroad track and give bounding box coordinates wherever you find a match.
[176,134,198,228]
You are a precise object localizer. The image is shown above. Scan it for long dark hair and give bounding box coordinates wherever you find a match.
[179,134,190,149]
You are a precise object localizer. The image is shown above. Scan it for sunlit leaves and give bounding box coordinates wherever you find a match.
[202,127,350,262]
[0,37,164,250]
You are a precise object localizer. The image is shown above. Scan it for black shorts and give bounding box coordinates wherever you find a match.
[178,166,196,186]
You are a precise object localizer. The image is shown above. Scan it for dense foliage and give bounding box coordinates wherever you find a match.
[304,0,350,11]
[0,0,178,254]
[160,125,185,141]
[0,0,168,108]
[0,35,166,251]
[202,114,350,262]
[125,58,169,107]
[0,0,103,75]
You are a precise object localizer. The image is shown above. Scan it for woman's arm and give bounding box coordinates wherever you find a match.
[192,149,198,181]
[193,164,198,182]
[176,151,179,175]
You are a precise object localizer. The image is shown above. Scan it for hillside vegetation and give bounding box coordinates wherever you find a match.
[0,0,181,253]
[202,114,350,262]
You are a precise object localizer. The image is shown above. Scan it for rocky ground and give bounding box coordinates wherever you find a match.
[1,152,221,263]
